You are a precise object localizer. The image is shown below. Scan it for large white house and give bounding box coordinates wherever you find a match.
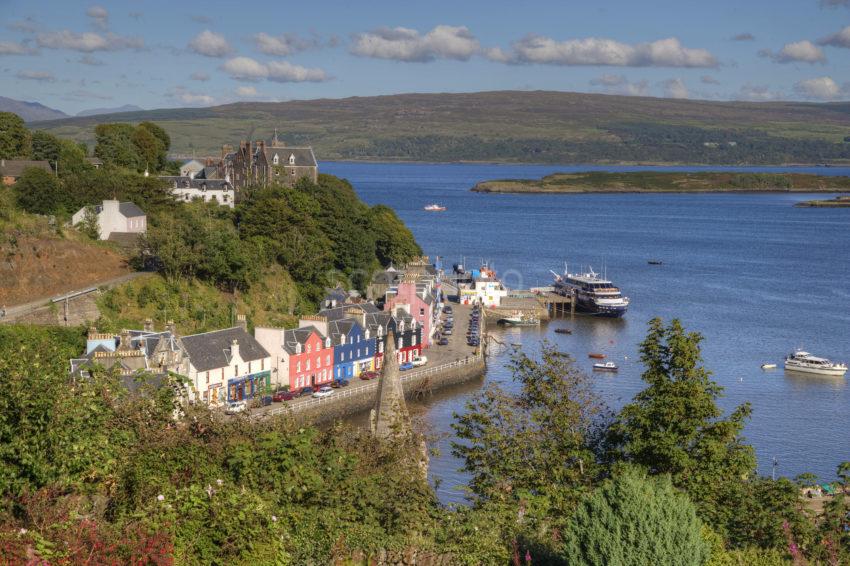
[159,176,235,208]
[71,199,146,241]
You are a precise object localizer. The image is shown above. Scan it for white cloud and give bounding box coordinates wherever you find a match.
[589,74,649,96]
[221,56,268,80]
[736,83,782,101]
[794,76,843,100]
[169,86,215,106]
[662,78,689,99]
[16,70,56,82]
[266,60,328,82]
[701,75,720,85]
[493,35,717,67]
[188,30,232,57]
[253,32,317,56]
[220,56,329,82]
[86,5,108,30]
[190,71,210,81]
[0,40,38,55]
[819,25,850,48]
[235,86,259,97]
[351,25,479,62]
[8,18,38,33]
[762,40,826,64]
[36,30,143,52]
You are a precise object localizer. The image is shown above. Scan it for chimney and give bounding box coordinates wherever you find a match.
[236,313,247,331]
[143,318,154,332]
[118,329,132,351]
[87,326,99,340]
[345,306,367,330]
[165,319,176,335]
[298,315,328,337]
[230,338,240,363]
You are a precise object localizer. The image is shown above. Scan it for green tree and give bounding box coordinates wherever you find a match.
[452,344,606,550]
[608,318,756,529]
[562,467,710,566]
[94,123,143,170]
[131,124,161,172]
[369,204,422,266]
[0,112,30,159]
[30,130,61,165]
[14,167,65,215]
[138,121,170,170]
[76,205,100,239]
[56,138,91,179]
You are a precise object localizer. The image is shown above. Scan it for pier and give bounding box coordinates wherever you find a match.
[484,289,575,324]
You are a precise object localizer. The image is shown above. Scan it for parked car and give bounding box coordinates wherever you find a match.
[399,362,415,371]
[331,379,350,388]
[312,386,334,398]
[273,390,296,402]
[411,356,428,367]
[438,337,449,346]
[299,386,315,397]
[257,395,273,407]
[443,329,453,335]
[225,400,248,415]
[360,370,379,380]
[443,306,453,314]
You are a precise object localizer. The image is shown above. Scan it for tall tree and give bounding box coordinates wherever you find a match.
[30,130,61,165]
[0,112,31,159]
[608,318,757,533]
[14,167,65,215]
[94,123,143,170]
[369,204,422,266]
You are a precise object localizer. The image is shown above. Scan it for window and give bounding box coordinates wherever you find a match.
[307,344,312,353]
[326,355,330,365]
[235,364,239,375]
[205,371,209,385]
[296,361,301,373]
[306,359,311,371]
[357,348,361,358]
[289,154,295,165]
[248,362,252,373]
[273,154,279,165]
[317,356,321,368]
[420,308,425,316]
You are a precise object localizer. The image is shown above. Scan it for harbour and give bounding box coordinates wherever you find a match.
[323,160,850,504]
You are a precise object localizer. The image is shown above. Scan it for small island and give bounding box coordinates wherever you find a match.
[795,195,850,207]
[471,171,850,194]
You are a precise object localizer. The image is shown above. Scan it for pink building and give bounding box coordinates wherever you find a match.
[383,275,435,347]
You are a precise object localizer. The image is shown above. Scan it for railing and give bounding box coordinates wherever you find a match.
[263,351,485,418]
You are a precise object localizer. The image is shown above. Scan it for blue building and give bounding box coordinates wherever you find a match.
[329,318,375,381]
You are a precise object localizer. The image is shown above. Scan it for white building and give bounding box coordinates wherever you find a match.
[159,176,235,208]
[181,326,272,406]
[71,199,146,240]
[460,276,508,307]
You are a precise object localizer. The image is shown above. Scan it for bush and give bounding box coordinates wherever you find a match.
[562,468,710,566]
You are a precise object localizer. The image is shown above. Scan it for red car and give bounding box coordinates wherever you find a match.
[272,390,296,402]
[360,370,379,380]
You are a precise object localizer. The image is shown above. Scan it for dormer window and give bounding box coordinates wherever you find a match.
[365,329,370,339]
[340,335,346,345]
[273,153,279,165]
[325,337,331,348]
[295,343,301,354]
[289,154,295,165]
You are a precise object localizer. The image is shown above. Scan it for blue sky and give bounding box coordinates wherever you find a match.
[2,0,850,114]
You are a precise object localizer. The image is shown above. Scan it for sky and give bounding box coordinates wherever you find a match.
[2,0,850,114]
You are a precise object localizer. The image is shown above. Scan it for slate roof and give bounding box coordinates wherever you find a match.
[328,318,362,345]
[0,159,52,177]
[119,201,145,218]
[182,327,269,372]
[261,146,317,167]
[282,325,329,355]
[159,175,232,190]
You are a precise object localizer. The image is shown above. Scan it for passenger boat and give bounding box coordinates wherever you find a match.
[424,204,447,211]
[784,350,847,377]
[554,328,572,334]
[588,353,605,359]
[551,264,630,317]
[760,363,777,370]
[593,361,618,372]
[648,260,663,265]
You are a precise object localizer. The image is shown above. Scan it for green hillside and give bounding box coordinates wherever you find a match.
[33,90,850,165]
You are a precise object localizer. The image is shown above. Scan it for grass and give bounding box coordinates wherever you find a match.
[471,171,850,193]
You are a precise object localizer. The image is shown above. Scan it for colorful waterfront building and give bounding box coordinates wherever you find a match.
[383,273,436,346]
[329,318,375,381]
[255,316,335,392]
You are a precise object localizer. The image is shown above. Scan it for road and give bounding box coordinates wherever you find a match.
[0,271,149,323]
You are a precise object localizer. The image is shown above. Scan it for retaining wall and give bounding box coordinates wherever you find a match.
[264,354,486,425]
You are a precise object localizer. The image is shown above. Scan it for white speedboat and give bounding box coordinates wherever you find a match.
[761,363,777,370]
[424,204,447,211]
[593,361,619,372]
[784,350,847,377]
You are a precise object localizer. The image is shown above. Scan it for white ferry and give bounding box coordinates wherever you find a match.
[424,204,447,211]
[551,265,630,317]
[784,350,847,377]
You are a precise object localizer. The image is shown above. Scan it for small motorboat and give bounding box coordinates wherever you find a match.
[424,203,447,211]
[589,353,605,359]
[648,260,663,265]
[761,363,777,370]
[554,328,572,334]
[593,361,619,372]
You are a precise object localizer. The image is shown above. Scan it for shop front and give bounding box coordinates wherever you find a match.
[227,370,271,402]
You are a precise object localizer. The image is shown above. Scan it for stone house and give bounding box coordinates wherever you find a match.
[181,325,272,405]
[0,159,52,186]
[224,138,318,190]
[71,199,146,241]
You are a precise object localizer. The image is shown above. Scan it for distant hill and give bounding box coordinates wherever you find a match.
[34,90,850,165]
[76,104,144,117]
[0,96,67,122]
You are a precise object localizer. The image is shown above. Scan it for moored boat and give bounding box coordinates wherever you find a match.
[589,353,605,359]
[424,203,447,211]
[551,264,630,317]
[554,328,572,334]
[784,350,847,377]
[593,361,618,372]
[761,363,777,370]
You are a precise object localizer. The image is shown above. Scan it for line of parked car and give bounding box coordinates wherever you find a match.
[467,304,481,348]
[436,304,453,346]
